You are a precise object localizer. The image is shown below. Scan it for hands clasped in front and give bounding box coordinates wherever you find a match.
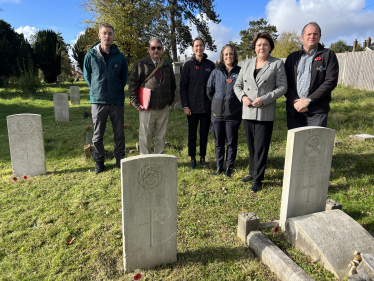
[293,98,310,113]
[242,96,263,107]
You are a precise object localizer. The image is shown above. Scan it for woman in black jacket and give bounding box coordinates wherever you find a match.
[206,44,242,177]
[180,37,216,169]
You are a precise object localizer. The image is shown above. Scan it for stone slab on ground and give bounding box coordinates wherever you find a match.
[280,127,335,230]
[7,113,46,177]
[70,86,80,105]
[285,210,374,279]
[350,134,374,141]
[53,93,69,122]
[247,231,315,281]
[121,155,177,273]
[350,253,374,281]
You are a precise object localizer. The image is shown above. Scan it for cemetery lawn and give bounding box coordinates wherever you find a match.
[1,81,373,281]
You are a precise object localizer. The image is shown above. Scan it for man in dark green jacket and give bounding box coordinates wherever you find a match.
[83,23,128,173]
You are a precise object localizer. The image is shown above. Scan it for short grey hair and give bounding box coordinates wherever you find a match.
[301,22,321,36]
[149,37,163,47]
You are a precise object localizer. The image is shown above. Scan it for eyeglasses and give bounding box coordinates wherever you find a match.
[150,46,162,51]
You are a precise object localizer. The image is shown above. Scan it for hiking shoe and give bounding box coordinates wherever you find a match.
[95,162,105,174]
[251,181,262,193]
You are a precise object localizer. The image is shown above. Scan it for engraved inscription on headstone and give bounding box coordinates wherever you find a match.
[285,210,374,279]
[7,114,46,177]
[70,86,80,105]
[121,155,177,273]
[280,127,335,230]
[53,93,69,122]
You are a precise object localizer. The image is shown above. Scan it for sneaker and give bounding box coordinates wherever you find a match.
[200,157,208,168]
[251,181,262,193]
[95,162,105,174]
[241,175,253,183]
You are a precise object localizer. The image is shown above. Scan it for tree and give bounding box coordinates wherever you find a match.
[72,28,96,71]
[234,18,278,60]
[34,30,62,83]
[272,31,301,59]
[81,0,221,63]
[355,43,364,52]
[330,40,348,53]
[0,19,35,78]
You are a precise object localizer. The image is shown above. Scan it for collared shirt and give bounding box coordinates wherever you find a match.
[297,47,318,99]
[151,58,160,66]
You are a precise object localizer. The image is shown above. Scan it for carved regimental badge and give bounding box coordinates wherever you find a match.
[305,135,325,158]
[138,165,163,189]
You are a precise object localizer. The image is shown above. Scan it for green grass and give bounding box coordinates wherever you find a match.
[0,81,373,280]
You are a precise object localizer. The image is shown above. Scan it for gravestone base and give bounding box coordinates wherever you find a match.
[237,212,259,244]
[285,210,374,279]
[325,199,343,211]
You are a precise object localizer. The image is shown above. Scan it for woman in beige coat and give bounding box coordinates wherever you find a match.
[234,32,287,192]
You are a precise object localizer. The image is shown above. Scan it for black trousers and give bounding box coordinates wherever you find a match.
[92,104,125,163]
[287,112,328,130]
[187,113,211,158]
[243,119,274,183]
[211,117,241,169]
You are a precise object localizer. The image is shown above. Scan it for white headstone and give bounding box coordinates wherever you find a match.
[121,154,177,273]
[172,62,182,74]
[279,127,335,229]
[70,86,80,105]
[53,93,69,122]
[7,114,46,177]
[285,210,374,279]
[350,134,374,141]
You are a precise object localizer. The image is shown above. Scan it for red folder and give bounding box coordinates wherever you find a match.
[138,87,152,110]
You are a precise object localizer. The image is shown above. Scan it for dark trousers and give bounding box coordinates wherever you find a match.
[287,112,328,130]
[187,113,211,158]
[92,104,125,163]
[211,117,241,169]
[243,119,274,183]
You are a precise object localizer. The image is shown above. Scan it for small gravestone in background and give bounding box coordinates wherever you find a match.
[279,126,335,230]
[285,210,374,279]
[121,155,177,273]
[350,134,374,141]
[53,93,69,122]
[7,114,46,177]
[70,86,80,105]
[56,75,65,83]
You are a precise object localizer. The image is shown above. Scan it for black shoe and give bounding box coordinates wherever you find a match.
[251,181,262,193]
[95,162,105,174]
[200,157,208,168]
[213,167,223,175]
[225,168,232,177]
[116,158,123,168]
[191,157,197,169]
[241,175,253,183]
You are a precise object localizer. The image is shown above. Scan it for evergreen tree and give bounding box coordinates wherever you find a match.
[34,30,62,83]
[330,40,349,53]
[72,28,95,71]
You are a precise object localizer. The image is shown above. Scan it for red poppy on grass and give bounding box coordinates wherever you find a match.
[12,177,17,181]
[274,225,279,233]
[134,273,142,280]
[56,120,59,123]
[227,79,232,83]
[315,57,322,61]
[24,175,28,180]
[195,66,199,69]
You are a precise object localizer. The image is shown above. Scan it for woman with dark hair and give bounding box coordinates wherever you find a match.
[180,37,216,169]
[206,44,242,177]
[234,32,287,192]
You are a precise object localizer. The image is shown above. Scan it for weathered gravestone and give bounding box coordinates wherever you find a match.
[70,86,80,105]
[7,114,46,177]
[121,155,177,273]
[285,210,374,279]
[279,126,335,230]
[170,62,183,110]
[53,93,69,122]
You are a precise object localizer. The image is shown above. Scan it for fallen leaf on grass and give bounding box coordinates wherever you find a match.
[67,237,75,245]
[118,207,122,212]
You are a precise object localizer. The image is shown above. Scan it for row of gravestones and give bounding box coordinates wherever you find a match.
[6,87,80,177]
[6,107,374,278]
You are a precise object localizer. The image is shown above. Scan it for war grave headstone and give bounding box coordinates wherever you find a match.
[279,126,335,230]
[70,86,80,105]
[350,134,374,141]
[171,62,182,110]
[7,114,46,177]
[285,210,374,279]
[121,155,177,273]
[53,93,70,122]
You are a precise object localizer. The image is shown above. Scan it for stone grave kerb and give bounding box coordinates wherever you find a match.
[279,126,335,230]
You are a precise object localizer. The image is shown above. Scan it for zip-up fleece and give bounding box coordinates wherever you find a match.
[129,55,176,110]
[206,63,242,119]
[84,42,128,105]
[285,43,339,116]
[180,53,216,114]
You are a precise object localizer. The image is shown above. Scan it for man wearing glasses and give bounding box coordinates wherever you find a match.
[84,23,128,174]
[129,37,176,154]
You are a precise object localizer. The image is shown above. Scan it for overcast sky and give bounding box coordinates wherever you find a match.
[2,0,374,61]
